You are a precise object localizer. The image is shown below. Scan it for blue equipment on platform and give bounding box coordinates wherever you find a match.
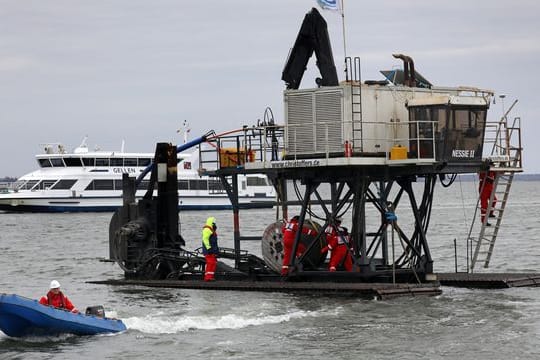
[0,293,126,337]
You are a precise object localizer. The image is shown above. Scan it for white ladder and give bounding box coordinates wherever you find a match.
[470,170,514,269]
[468,105,522,271]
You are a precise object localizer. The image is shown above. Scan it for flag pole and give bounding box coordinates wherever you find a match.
[340,0,347,79]
[341,0,347,59]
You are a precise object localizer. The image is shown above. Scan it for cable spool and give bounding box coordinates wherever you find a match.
[261,220,325,273]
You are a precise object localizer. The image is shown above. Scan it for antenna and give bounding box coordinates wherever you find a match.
[176,120,191,144]
[499,94,506,120]
[79,136,88,149]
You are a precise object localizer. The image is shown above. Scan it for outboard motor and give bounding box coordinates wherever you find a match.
[85,305,105,318]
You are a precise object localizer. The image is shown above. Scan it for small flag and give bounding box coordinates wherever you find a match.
[317,0,340,11]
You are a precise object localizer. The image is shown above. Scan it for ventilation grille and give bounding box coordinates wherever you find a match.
[286,89,343,156]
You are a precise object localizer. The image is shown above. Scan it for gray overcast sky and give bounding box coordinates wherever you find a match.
[1,0,539,176]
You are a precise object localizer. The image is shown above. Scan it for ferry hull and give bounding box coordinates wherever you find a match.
[0,196,274,212]
[0,139,276,213]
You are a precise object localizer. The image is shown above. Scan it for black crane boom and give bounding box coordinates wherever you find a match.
[281,8,339,89]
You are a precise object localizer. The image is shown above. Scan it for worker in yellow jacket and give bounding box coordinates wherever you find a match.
[202,217,219,281]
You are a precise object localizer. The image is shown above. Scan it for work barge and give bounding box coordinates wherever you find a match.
[100,8,529,299]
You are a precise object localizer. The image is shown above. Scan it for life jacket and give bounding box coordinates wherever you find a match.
[479,171,496,185]
[283,218,315,242]
[326,226,349,249]
[282,219,299,243]
[202,223,218,255]
[47,291,67,309]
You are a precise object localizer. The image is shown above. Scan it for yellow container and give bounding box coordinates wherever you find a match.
[219,148,255,168]
[390,145,408,160]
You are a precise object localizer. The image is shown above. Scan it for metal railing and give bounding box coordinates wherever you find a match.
[282,119,436,162]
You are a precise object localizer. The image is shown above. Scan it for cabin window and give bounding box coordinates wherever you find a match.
[208,179,224,191]
[50,158,65,167]
[452,109,485,137]
[20,180,39,190]
[64,158,83,167]
[35,180,58,190]
[110,158,124,166]
[189,179,208,190]
[95,158,110,166]
[138,158,151,166]
[446,108,486,161]
[114,180,123,190]
[82,158,95,166]
[85,180,114,190]
[246,176,268,186]
[137,180,149,190]
[134,180,157,190]
[408,107,440,159]
[178,180,189,190]
[124,158,138,166]
[409,105,486,162]
[52,179,77,190]
[38,159,52,168]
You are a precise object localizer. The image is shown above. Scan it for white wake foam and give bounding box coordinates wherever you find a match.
[123,309,326,334]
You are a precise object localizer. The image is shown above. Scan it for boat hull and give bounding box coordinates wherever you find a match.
[0,196,274,212]
[0,294,126,337]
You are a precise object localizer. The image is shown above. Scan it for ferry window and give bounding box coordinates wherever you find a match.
[22,180,39,190]
[246,177,267,186]
[50,158,65,167]
[178,180,189,190]
[35,180,57,190]
[82,158,95,166]
[138,180,150,190]
[124,158,138,166]
[138,158,151,166]
[114,179,123,190]
[189,179,208,190]
[95,158,110,166]
[52,179,77,190]
[64,158,83,167]
[110,158,124,166]
[38,159,52,168]
[208,179,224,191]
[85,180,114,190]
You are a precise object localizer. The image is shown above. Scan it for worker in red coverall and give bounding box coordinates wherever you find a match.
[479,169,497,226]
[322,219,353,272]
[202,216,219,281]
[281,216,317,276]
[39,280,79,313]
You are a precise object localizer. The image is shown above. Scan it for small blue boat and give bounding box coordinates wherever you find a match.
[0,293,127,337]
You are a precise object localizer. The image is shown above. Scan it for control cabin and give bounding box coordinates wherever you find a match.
[242,81,493,178]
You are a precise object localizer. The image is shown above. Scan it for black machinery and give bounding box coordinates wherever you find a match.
[106,8,495,293]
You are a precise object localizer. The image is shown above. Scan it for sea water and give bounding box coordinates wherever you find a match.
[1,180,540,359]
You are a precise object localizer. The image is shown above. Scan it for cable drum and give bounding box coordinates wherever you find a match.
[261,220,325,273]
[261,221,286,273]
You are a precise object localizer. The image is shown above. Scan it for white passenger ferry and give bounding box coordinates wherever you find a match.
[0,139,276,212]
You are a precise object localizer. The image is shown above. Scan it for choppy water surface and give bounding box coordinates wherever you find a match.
[1,181,540,359]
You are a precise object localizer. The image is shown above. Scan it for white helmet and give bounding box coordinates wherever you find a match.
[50,280,61,289]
